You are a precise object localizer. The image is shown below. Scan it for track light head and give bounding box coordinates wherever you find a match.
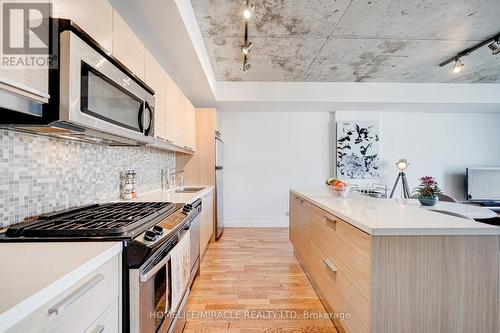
[243,62,251,72]
[241,41,253,55]
[452,59,464,73]
[488,41,500,55]
[243,1,255,19]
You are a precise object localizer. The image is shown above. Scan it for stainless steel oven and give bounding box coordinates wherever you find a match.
[129,228,191,333]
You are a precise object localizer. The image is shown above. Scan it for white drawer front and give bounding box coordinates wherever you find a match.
[7,254,120,333]
[84,298,120,333]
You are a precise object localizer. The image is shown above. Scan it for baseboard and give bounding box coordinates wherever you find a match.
[223,220,289,228]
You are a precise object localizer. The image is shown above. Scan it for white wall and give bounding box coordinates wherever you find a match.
[336,112,500,200]
[219,111,331,227]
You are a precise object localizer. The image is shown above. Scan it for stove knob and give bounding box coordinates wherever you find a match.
[144,230,157,242]
[152,225,164,235]
[183,206,192,214]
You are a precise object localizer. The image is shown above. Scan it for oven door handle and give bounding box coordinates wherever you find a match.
[140,254,170,282]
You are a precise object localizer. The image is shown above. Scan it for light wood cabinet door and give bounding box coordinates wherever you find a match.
[0,5,49,101]
[183,94,196,151]
[165,72,184,145]
[51,0,113,53]
[144,50,167,140]
[200,189,214,256]
[112,10,145,80]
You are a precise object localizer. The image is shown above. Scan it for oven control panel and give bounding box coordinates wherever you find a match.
[134,205,193,246]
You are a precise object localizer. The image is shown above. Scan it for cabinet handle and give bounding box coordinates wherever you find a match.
[48,274,105,315]
[323,258,338,273]
[325,216,337,229]
[91,325,105,333]
[183,146,194,151]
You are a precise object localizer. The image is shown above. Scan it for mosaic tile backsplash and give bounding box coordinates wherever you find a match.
[0,130,175,227]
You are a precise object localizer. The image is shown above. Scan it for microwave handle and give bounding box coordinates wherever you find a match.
[139,254,170,282]
[137,103,145,133]
[144,102,153,135]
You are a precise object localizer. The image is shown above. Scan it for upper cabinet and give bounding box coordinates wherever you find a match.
[165,73,196,152]
[144,50,167,141]
[112,10,145,80]
[51,0,113,53]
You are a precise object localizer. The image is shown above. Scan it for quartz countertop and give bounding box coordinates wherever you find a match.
[130,186,214,204]
[291,188,500,236]
[0,242,122,331]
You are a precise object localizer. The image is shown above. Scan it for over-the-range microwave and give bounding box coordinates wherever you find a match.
[0,19,155,146]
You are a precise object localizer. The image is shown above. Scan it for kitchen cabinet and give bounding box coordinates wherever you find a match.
[112,10,145,80]
[200,189,214,256]
[51,0,113,53]
[144,50,167,140]
[7,252,121,333]
[0,4,49,103]
[289,191,499,333]
[165,72,196,152]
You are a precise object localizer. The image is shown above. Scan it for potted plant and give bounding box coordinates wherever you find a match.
[413,176,442,206]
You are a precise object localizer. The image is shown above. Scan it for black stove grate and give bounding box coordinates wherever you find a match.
[6,202,178,237]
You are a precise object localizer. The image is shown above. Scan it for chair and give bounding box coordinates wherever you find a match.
[438,193,458,203]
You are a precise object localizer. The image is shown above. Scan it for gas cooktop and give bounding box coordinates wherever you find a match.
[4,202,182,239]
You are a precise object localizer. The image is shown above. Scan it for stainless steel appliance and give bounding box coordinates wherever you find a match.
[1,19,155,146]
[188,199,201,286]
[215,131,224,240]
[2,201,200,333]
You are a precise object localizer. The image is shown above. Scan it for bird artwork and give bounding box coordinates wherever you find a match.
[336,121,380,179]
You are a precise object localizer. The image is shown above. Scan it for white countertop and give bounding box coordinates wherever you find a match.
[0,242,122,331]
[130,186,214,204]
[292,188,500,236]
[399,199,498,220]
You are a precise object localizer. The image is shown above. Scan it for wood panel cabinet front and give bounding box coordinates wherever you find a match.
[51,0,113,53]
[309,206,371,299]
[144,50,167,140]
[200,190,214,256]
[112,10,145,80]
[165,72,195,151]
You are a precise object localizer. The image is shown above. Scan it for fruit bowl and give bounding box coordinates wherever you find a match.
[325,178,350,198]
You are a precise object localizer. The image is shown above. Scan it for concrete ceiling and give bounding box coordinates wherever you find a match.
[191,0,500,83]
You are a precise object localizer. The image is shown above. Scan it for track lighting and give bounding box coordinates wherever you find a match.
[243,0,254,19]
[452,59,464,73]
[241,41,253,55]
[439,31,500,72]
[488,41,500,55]
[241,1,255,72]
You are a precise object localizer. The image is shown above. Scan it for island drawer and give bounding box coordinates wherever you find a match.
[308,239,370,333]
[8,254,120,333]
[308,203,371,299]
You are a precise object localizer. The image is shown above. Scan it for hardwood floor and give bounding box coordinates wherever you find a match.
[184,228,339,333]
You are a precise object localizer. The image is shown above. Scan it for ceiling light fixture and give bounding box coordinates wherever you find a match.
[243,0,255,19]
[452,59,464,73]
[439,31,500,73]
[241,1,255,72]
[243,60,251,72]
[241,41,253,55]
[488,41,500,55]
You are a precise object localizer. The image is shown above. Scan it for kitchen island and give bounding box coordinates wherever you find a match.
[290,189,500,333]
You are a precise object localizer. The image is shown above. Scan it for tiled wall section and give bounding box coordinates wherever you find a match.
[0,130,175,227]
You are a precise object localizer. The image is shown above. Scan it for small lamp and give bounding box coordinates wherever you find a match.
[390,159,411,199]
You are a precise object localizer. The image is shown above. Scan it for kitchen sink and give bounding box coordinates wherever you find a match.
[174,187,205,193]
